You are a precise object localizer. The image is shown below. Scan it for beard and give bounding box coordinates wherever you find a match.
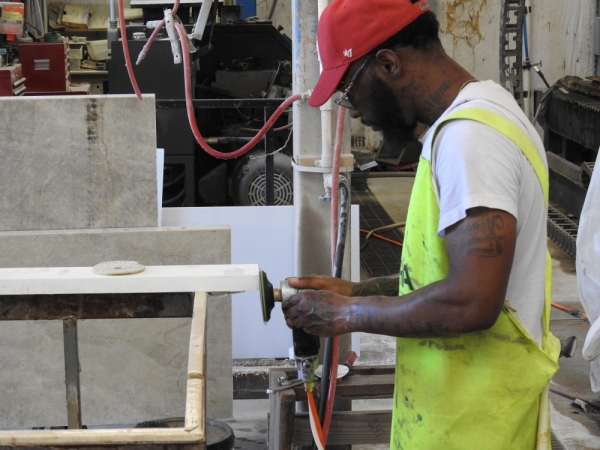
[362,76,417,145]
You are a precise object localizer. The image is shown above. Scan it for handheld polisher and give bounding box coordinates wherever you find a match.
[260,270,320,384]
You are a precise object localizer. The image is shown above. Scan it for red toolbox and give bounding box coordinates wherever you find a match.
[0,63,26,96]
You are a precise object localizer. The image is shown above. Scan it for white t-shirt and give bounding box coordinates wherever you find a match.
[419,80,547,344]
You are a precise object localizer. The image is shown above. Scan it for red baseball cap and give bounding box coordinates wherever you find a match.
[308,0,430,107]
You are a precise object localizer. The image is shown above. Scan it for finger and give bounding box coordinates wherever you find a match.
[288,275,328,289]
[287,276,313,288]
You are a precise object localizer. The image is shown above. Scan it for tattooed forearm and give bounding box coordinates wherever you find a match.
[352,275,400,297]
[351,293,455,337]
[452,208,506,258]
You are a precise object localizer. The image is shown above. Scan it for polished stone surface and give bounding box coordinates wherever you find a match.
[0,94,158,231]
[0,226,233,427]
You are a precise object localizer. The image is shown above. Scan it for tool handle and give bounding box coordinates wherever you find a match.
[293,327,320,357]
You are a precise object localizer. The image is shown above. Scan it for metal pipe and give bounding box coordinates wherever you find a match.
[107,0,118,50]
[317,0,334,200]
[109,0,116,24]
[523,0,532,119]
[292,0,329,276]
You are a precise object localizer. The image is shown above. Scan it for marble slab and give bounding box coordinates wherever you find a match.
[0,94,158,231]
[0,226,234,427]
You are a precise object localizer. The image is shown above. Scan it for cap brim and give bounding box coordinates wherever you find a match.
[307,63,350,107]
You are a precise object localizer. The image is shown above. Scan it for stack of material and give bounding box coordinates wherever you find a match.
[0,94,233,429]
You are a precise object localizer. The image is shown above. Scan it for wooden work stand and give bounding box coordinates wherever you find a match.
[268,365,395,449]
[0,264,260,449]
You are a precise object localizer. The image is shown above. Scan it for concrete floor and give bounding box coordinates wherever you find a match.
[225,176,600,450]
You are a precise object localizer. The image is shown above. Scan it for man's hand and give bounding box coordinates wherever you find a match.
[288,275,354,296]
[288,274,401,297]
[283,289,355,337]
[284,207,517,338]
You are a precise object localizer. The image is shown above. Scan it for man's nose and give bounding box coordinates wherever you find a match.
[349,106,362,119]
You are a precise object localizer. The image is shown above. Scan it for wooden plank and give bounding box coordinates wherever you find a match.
[0,292,209,448]
[268,370,296,450]
[0,264,260,295]
[0,293,194,320]
[0,428,203,446]
[9,445,200,450]
[292,374,395,400]
[293,411,392,446]
[185,292,207,438]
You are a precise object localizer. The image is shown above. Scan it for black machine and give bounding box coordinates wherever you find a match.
[537,75,600,257]
[109,19,294,208]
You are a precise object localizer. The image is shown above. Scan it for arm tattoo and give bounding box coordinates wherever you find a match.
[352,275,400,297]
[455,209,506,257]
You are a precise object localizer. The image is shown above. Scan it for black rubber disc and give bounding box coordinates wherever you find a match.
[259,270,275,323]
[206,419,235,450]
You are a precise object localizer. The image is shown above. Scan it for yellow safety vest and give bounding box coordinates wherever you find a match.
[392,108,560,450]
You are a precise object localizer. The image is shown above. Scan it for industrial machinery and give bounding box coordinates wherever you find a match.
[109,14,294,208]
[537,75,599,257]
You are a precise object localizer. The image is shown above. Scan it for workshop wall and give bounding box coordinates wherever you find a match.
[437,0,595,92]
[256,0,292,39]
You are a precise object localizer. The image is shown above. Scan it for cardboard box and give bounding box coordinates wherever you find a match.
[61,5,92,29]
[0,2,24,35]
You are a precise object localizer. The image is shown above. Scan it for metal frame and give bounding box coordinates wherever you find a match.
[500,0,526,107]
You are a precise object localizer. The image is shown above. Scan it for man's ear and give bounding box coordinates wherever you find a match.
[374,49,401,79]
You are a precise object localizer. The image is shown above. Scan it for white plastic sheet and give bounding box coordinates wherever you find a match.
[576,161,600,392]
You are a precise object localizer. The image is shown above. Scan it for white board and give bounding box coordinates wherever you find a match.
[163,205,360,358]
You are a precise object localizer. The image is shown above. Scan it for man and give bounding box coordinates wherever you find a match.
[284,0,560,448]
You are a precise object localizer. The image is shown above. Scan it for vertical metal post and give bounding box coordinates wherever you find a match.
[265,107,275,205]
[63,316,82,429]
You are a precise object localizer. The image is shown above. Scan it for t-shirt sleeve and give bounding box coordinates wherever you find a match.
[431,119,523,237]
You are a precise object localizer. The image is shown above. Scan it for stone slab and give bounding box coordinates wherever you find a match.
[0,226,233,427]
[0,94,158,231]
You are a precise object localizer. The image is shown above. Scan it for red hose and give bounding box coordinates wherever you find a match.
[117,0,142,100]
[360,228,404,247]
[551,301,588,320]
[307,389,325,447]
[175,22,302,160]
[330,107,346,263]
[322,107,346,444]
[240,122,294,133]
[322,335,339,443]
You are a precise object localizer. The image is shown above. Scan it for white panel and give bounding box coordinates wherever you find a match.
[163,205,361,358]
[163,206,295,359]
[157,148,164,226]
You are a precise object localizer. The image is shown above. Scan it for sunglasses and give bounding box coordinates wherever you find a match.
[335,55,375,109]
